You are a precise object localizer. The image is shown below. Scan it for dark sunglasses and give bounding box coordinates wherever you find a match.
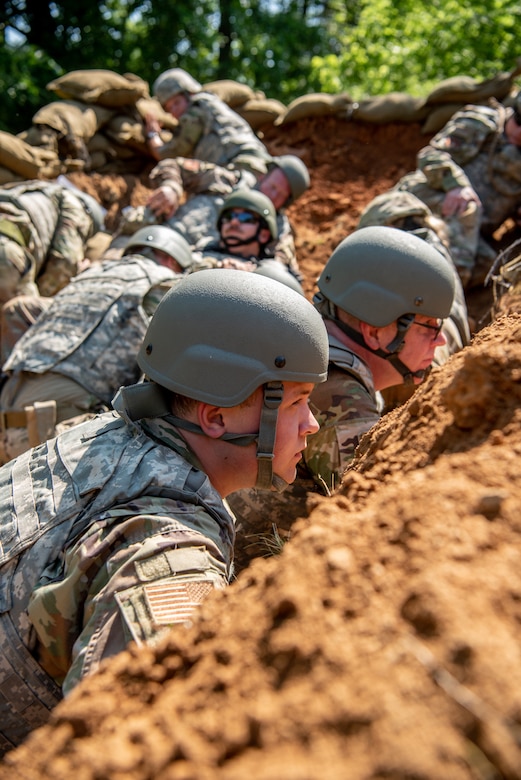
[413,319,443,339]
[513,110,521,127]
[221,210,259,224]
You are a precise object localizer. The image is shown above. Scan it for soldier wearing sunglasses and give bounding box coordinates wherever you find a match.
[191,189,279,272]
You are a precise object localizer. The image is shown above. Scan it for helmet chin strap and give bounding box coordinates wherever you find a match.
[166,381,288,492]
[325,309,428,385]
[220,222,266,253]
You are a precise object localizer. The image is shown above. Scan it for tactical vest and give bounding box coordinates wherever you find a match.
[4,256,174,404]
[191,92,269,167]
[0,411,234,753]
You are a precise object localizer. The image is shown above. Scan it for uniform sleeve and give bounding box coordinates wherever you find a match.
[303,371,381,494]
[417,107,498,193]
[37,190,93,296]
[26,502,230,695]
[156,108,205,160]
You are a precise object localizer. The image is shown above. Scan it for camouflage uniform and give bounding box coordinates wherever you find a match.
[155,92,271,175]
[120,157,302,279]
[0,180,96,304]
[0,255,178,463]
[0,407,233,754]
[396,101,521,279]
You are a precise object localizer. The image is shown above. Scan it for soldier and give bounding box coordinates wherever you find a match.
[0,179,104,305]
[0,226,192,463]
[145,68,271,176]
[0,269,328,752]
[191,188,280,271]
[228,227,455,562]
[140,153,310,279]
[395,92,521,286]
[357,189,471,365]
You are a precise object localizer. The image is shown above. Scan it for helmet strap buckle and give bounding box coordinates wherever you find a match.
[255,381,283,490]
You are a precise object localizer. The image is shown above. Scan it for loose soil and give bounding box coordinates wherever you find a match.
[2,117,521,780]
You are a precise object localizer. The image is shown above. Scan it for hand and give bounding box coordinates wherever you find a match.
[442,186,481,217]
[146,186,179,219]
[219,258,257,271]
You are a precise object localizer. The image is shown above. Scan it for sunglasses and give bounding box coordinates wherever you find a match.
[413,319,443,339]
[221,210,259,225]
[514,111,521,127]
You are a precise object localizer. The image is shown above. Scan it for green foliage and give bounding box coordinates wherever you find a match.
[309,0,520,99]
[1,0,520,135]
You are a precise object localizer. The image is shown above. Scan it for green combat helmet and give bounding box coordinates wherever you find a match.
[115,269,328,491]
[271,155,310,206]
[254,259,304,295]
[153,68,202,107]
[74,190,106,235]
[124,225,193,270]
[314,225,455,383]
[358,190,430,230]
[217,188,278,241]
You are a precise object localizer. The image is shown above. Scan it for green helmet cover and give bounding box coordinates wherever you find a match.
[218,188,278,240]
[271,155,310,205]
[138,268,328,406]
[124,225,192,269]
[316,225,455,326]
[153,68,202,106]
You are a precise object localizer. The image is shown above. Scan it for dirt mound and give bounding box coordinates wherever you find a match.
[2,312,521,780]
[2,117,521,779]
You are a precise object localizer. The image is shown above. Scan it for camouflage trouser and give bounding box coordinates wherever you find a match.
[0,237,39,306]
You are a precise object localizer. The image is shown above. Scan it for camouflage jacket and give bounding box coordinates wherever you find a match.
[0,181,95,296]
[157,92,271,172]
[3,256,177,404]
[418,102,521,233]
[302,334,380,494]
[0,406,234,712]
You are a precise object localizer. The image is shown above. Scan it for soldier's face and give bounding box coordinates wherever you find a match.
[164,93,189,119]
[505,115,521,148]
[389,315,446,384]
[271,382,319,485]
[259,169,291,210]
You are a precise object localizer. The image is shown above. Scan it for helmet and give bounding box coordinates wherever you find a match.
[254,259,304,295]
[315,225,455,326]
[358,191,430,230]
[271,155,310,206]
[138,269,328,406]
[124,225,192,270]
[217,189,278,240]
[74,190,105,234]
[153,68,202,106]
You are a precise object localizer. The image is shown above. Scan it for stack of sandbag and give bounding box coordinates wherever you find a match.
[203,79,287,129]
[420,61,521,134]
[0,130,64,184]
[274,92,354,125]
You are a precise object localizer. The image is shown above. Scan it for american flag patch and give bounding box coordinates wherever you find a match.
[144,580,214,626]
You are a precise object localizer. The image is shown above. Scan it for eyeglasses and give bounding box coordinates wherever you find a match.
[513,110,521,127]
[413,319,443,339]
[221,210,259,225]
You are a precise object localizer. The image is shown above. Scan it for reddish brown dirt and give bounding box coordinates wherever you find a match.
[2,117,521,780]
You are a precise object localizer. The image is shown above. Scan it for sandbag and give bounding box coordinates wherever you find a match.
[0,166,24,185]
[236,98,287,130]
[0,131,62,180]
[275,93,353,126]
[421,103,465,135]
[203,80,260,107]
[425,67,519,105]
[32,100,114,141]
[46,70,150,107]
[353,93,428,123]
